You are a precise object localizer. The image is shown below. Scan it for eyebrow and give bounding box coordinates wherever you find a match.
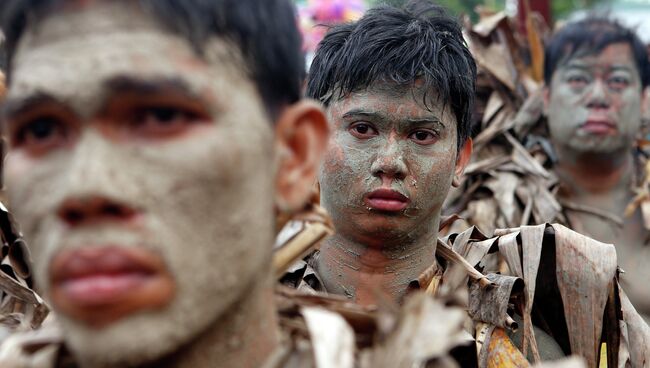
[105,76,199,97]
[342,109,384,120]
[2,76,203,121]
[3,93,60,120]
[608,65,634,73]
[342,108,443,126]
[564,62,634,73]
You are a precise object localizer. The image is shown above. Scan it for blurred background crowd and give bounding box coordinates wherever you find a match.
[296,0,650,63]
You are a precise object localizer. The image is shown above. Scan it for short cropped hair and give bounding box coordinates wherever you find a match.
[544,17,650,89]
[306,1,477,149]
[0,0,304,118]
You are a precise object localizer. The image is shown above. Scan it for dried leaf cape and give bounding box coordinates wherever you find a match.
[278,204,649,367]
[439,10,650,367]
[0,195,519,368]
[0,201,49,347]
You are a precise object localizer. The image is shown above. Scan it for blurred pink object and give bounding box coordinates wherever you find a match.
[309,0,365,22]
[298,0,366,53]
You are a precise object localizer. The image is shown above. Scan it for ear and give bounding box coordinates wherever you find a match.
[542,86,550,117]
[274,100,329,213]
[452,138,472,188]
[642,86,650,115]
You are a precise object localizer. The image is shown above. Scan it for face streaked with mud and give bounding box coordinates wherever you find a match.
[3,2,276,366]
[319,84,462,247]
[546,43,645,154]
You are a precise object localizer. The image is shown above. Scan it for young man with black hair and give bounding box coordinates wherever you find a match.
[304,0,475,307]
[0,1,492,367]
[542,18,650,324]
[293,2,650,366]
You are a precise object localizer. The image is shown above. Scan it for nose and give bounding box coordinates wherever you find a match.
[586,79,610,109]
[55,130,139,227]
[57,196,138,227]
[370,139,407,181]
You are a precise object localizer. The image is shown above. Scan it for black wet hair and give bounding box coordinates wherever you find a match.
[0,0,304,118]
[544,17,650,89]
[306,0,477,149]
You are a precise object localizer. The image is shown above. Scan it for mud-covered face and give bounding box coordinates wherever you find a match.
[320,85,459,246]
[546,43,644,154]
[3,2,275,366]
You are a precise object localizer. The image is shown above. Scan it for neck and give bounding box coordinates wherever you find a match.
[315,230,437,307]
[151,279,279,368]
[555,145,632,197]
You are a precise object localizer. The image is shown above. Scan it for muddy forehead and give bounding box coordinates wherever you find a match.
[555,43,639,76]
[329,83,456,127]
[20,0,161,46]
[8,1,249,118]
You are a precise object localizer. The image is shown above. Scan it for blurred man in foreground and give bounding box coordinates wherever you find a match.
[0,0,331,366]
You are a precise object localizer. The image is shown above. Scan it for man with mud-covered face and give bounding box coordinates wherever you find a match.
[0,0,328,367]
[291,5,649,365]
[295,4,569,362]
[543,18,650,322]
[305,3,473,306]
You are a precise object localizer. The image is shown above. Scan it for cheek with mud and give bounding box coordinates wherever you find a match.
[319,134,374,234]
[405,148,456,220]
[548,81,643,153]
[319,133,456,240]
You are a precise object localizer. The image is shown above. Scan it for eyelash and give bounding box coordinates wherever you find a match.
[408,129,439,145]
[8,108,76,155]
[347,122,439,145]
[7,98,211,155]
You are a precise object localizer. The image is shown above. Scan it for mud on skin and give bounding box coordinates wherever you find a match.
[545,43,644,156]
[3,2,280,367]
[546,42,650,324]
[316,83,469,305]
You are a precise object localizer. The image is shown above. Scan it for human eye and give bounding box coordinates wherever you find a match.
[566,73,590,88]
[348,122,378,139]
[9,111,75,156]
[408,129,439,145]
[607,75,630,91]
[129,104,208,139]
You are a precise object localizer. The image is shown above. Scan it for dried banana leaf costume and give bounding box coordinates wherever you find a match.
[278,204,649,367]
[435,13,650,366]
[0,201,580,368]
[0,202,48,344]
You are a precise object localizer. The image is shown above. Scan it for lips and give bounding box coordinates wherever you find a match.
[50,246,174,327]
[365,188,409,212]
[581,119,617,135]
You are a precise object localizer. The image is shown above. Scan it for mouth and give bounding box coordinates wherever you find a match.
[50,246,174,327]
[581,119,617,135]
[364,188,409,212]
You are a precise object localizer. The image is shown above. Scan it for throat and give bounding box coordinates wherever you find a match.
[314,233,437,306]
[556,148,633,197]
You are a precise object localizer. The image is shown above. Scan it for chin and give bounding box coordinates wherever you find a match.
[341,214,419,244]
[61,311,187,367]
[570,137,627,154]
[58,280,240,367]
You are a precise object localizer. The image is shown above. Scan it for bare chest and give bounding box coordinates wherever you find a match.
[570,210,650,319]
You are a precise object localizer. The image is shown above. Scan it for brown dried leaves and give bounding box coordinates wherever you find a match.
[444,12,561,238]
[0,202,48,341]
